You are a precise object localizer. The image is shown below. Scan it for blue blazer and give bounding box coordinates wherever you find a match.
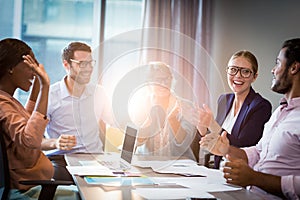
[214,87,272,168]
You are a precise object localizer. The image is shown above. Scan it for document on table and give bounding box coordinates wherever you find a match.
[84,176,155,186]
[152,177,242,192]
[134,159,197,169]
[133,177,242,200]
[134,188,216,200]
[67,160,117,176]
[135,159,209,177]
[66,165,115,176]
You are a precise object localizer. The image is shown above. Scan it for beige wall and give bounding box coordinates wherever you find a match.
[210,0,300,112]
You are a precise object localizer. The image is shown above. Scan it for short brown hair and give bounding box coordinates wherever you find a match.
[62,42,91,64]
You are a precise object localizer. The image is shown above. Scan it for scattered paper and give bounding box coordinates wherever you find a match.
[134,188,216,199]
[66,165,114,176]
[84,176,155,186]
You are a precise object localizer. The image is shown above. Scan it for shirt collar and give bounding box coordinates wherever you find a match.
[59,76,70,99]
[280,96,300,110]
[59,76,93,99]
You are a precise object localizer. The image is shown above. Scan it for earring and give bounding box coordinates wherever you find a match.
[8,69,13,74]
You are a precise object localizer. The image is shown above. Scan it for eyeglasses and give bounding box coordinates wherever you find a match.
[226,66,253,78]
[152,76,172,84]
[70,58,96,68]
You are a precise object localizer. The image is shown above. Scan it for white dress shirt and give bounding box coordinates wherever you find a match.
[244,97,300,200]
[44,76,112,155]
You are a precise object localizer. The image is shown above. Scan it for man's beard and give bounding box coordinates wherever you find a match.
[271,68,292,94]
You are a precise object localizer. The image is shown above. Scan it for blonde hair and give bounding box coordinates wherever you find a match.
[146,61,176,90]
[148,61,172,78]
[229,50,258,75]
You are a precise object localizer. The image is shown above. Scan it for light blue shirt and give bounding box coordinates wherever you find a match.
[44,76,110,155]
[244,97,300,200]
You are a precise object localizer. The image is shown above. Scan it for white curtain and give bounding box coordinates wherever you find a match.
[139,0,213,107]
[99,0,219,134]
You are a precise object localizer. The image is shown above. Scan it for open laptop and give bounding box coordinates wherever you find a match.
[99,124,138,171]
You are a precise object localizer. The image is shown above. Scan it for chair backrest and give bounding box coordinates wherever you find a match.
[190,131,201,163]
[0,124,10,200]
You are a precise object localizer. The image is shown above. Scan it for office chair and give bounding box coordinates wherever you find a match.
[190,131,201,163]
[0,124,73,200]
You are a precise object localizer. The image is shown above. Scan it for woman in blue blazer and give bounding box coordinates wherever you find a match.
[199,50,272,169]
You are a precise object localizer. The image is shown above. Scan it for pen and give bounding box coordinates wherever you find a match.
[187,198,218,200]
[113,171,126,175]
[175,173,206,177]
[173,164,189,167]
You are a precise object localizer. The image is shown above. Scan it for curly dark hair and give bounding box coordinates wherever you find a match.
[282,38,300,68]
[0,38,31,80]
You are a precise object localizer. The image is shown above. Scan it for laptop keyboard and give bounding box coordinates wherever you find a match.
[99,160,116,169]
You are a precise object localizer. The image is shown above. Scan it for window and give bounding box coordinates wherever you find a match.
[0,0,143,105]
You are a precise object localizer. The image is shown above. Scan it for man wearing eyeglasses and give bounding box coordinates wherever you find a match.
[197,50,272,169]
[41,42,112,182]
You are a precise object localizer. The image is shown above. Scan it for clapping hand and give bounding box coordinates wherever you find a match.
[200,131,229,156]
[223,154,255,187]
[198,104,222,134]
[197,104,213,128]
[179,100,200,126]
[56,135,76,150]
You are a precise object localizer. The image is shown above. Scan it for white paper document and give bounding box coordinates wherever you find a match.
[66,165,115,176]
[136,159,231,185]
[152,177,241,192]
[134,188,216,200]
[133,176,241,199]
[133,159,196,169]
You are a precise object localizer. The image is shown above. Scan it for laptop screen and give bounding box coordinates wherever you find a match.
[120,125,138,164]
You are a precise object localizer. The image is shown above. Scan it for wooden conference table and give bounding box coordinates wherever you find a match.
[65,153,263,200]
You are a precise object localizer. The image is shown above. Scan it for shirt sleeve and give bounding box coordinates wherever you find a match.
[25,99,36,114]
[0,94,49,151]
[20,111,49,148]
[243,146,260,168]
[281,175,300,199]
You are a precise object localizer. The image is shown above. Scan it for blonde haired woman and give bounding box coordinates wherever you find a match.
[130,62,197,160]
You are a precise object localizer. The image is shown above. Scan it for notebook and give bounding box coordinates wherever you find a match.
[99,124,138,171]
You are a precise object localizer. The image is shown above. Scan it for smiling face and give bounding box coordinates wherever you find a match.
[148,62,173,97]
[227,56,257,96]
[67,50,94,85]
[271,47,292,94]
[0,38,34,94]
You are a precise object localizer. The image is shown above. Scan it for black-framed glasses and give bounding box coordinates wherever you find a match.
[70,58,96,68]
[226,66,253,78]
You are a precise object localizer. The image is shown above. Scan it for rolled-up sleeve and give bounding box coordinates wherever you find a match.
[22,111,49,148]
[243,146,260,168]
[281,175,300,200]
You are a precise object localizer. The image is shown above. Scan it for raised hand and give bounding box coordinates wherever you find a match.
[22,54,50,86]
[198,104,222,134]
[200,131,229,156]
[198,104,213,128]
[179,100,199,126]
